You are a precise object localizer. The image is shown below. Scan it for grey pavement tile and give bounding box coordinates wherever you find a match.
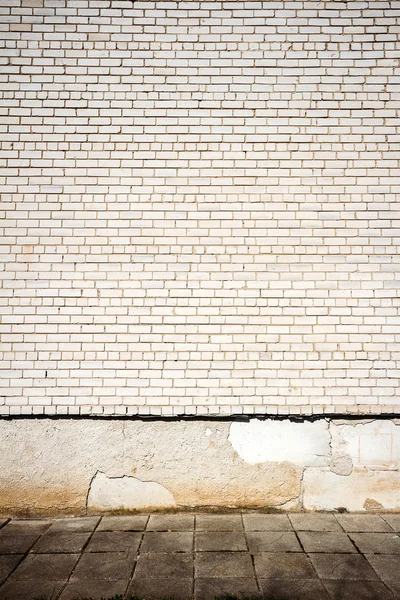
[59,579,128,600]
[2,520,52,535]
[247,532,302,553]
[141,531,193,553]
[0,579,64,600]
[195,531,247,552]
[289,513,342,532]
[336,514,392,532]
[243,514,293,531]
[323,579,396,599]
[349,533,400,554]
[195,551,254,578]
[10,553,79,581]
[128,576,193,600]
[253,552,316,579]
[0,534,39,555]
[259,578,331,600]
[365,554,400,581]
[71,551,136,580]
[0,555,23,585]
[298,531,357,553]
[195,577,259,600]
[86,531,141,553]
[97,515,148,531]
[196,514,243,531]
[134,552,193,579]
[309,553,379,580]
[30,531,91,554]
[147,514,195,531]
[383,515,400,532]
[47,516,100,533]
[386,580,400,598]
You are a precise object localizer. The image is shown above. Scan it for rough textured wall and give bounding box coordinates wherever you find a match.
[1,0,400,416]
[0,418,399,514]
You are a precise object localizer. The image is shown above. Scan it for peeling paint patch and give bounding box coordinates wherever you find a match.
[229,419,330,467]
[303,470,400,512]
[87,472,176,511]
[330,420,400,471]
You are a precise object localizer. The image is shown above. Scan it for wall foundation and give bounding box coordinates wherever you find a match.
[1,417,399,516]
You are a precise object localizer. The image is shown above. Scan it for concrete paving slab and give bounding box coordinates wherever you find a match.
[243,514,293,531]
[386,580,400,598]
[289,513,342,532]
[0,512,399,600]
[85,531,141,553]
[298,531,357,553]
[30,532,91,554]
[259,578,331,600]
[309,553,379,580]
[0,555,23,585]
[349,532,400,554]
[323,579,396,599]
[141,531,193,553]
[196,514,243,531]
[2,520,52,535]
[97,515,148,531]
[336,514,393,532]
[59,579,128,600]
[0,579,65,600]
[195,551,254,578]
[9,553,79,581]
[247,531,302,552]
[253,552,315,579]
[134,552,193,579]
[128,576,193,599]
[195,577,259,600]
[365,554,400,581]
[147,514,195,531]
[47,517,100,532]
[195,531,247,552]
[70,551,136,580]
[383,515,400,532]
[0,534,40,555]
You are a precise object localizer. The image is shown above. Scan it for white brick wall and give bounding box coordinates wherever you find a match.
[0,0,399,416]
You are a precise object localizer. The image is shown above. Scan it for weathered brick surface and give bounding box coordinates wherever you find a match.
[0,1,399,416]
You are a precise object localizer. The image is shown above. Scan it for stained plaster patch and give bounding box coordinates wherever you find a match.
[330,420,400,471]
[303,470,400,512]
[228,419,330,467]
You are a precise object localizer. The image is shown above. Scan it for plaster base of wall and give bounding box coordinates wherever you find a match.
[1,418,399,516]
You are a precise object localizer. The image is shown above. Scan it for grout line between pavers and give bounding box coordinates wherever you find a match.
[192,513,196,600]
[346,531,363,555]
[333,513,347,533]
[293,520,306,554]
[0,518,10,532]
[319,574,335,599]
[241,512,261,596]
[364,552,399,597]
[54,516,102,600]
[381,514,397,533]
[123,513,150,600]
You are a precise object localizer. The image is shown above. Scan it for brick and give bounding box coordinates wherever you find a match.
[0,0,398,418]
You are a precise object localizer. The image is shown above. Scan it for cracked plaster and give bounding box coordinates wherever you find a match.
[87,471,176,511]
[0,418,399,514]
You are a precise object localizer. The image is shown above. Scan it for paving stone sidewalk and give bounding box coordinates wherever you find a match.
[0,512,400,600]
